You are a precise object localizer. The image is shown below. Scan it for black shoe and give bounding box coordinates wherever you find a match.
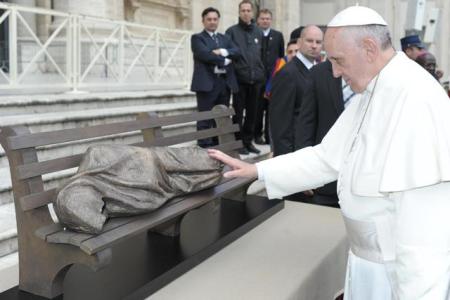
[254,137,265,145]
[246,143,261,154]
[238,147,250,155]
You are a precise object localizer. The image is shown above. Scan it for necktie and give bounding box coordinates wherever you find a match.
[212,33,219,46]
[342,82,355,108]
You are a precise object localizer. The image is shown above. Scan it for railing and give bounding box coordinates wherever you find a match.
[0,2,193,93]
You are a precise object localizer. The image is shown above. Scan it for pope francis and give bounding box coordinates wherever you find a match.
[208,5,450,300]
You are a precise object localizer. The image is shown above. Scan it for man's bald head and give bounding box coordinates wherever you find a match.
[297,25,323,62]
[324,25,395,92]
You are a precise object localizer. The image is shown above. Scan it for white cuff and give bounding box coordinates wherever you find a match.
[256,163,265,181]
[219,48,229,57]
[224,58,231,66]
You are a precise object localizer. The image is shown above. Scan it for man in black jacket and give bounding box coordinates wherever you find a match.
[254,8,285,145]
[297,60,346,207]
[269,25,323,157]
[226,0,265,154]
[191,7,240,148]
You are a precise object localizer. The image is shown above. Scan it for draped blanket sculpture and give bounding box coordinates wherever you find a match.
[55,145,224,234]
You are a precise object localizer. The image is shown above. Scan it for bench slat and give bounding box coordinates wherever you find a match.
[45,217,137,246]
[140,124,239,147]
[212,140,243,153]
[7,109,235,150]
[37,216,137,244]
[35,223,63,240]
[78,176,254,255]
[15,124,240,180]
[20,188,57,211]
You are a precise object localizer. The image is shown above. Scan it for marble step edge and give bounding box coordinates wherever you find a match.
[0,101,197,128]
[0,227,16,244]
[0,252,18,293]
[0,89,195,107]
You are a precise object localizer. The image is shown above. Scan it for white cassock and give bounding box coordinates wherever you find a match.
[257,52,450,300]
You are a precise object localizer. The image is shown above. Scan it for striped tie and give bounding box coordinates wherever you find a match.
[212,33,219,46]
[342,82,355,108]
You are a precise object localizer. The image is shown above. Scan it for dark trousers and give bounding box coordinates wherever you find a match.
[312,193,340,208]
[196,75,230,147]
[254,85,270,142]
[232,82,262,146]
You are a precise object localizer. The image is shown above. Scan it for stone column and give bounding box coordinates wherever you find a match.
[434,0,449,81]
[35,0,51,41]
[52,0,124,20]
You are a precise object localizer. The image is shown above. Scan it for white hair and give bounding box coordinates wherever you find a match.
[342,25,392,50]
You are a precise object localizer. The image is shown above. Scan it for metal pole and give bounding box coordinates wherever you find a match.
[66,15,72,88]
[184,34,190,88]
[9,7,17,88]
[118,24,124,83]
[68,15,85,94]
[154,30,159,83]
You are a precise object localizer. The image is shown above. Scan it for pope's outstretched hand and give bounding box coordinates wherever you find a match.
[207,149,258,179]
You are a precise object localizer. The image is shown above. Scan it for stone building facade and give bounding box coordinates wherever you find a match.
[3,0,450,81]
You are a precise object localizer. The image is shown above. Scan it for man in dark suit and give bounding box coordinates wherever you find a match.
[269,25,323,157]
[297,60,348,208]
[254,8,285,145]
[191,7,240,148]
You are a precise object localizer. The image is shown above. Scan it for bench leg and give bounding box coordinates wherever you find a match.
[151,216,184,237]
[18,244,111,299]
[222,182,253,202]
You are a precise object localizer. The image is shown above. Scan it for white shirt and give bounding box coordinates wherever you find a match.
[256,52,450,299]
[296,52,315,70]
[262,28,271,37]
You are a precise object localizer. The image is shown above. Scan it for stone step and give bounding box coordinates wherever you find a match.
[0,252,18,293]
[0,100,198,169]
[0,100,197,134]
[0,90,195,116]
[0,203,17,259]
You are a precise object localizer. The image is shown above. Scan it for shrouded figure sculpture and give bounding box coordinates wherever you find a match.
[55,145,223,234]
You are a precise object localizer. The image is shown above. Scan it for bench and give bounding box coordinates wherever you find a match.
[0,104,265,298]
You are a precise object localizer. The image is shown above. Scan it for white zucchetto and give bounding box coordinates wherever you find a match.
[328,6,388,27]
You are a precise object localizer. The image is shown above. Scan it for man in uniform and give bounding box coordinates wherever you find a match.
[209,6,450,299]
[400,34,426,60]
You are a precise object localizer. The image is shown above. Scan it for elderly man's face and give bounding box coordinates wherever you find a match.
[324,27,371,93]
[239,3,253,24]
